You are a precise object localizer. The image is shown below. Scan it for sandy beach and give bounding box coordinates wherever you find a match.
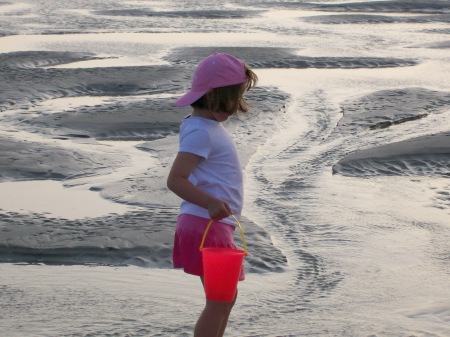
[1,0,449,336]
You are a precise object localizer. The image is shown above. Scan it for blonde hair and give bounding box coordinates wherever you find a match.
[191,65,258,115]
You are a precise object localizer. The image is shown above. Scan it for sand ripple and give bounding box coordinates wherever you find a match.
[95,9,264,19]
[331,88,450,137]
[0,210,287,273]
[303,14,450,25]
[311,1,450,14]
[167,46,417,69]
[0,136,128,182]
[0,51,102,69]
[0,51,189,112]
[332,131,450,178]
[255,1,450,14]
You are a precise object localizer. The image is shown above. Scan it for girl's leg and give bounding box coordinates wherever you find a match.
[194,299,234,337]
[194,278,237,337]
[217,290,237,337]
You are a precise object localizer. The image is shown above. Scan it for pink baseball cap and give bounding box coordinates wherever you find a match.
[175,53,247,107]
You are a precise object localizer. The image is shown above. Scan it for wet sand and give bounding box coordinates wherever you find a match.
[1,1,449,335]
[333,131,450,177]
[1,45,449,269]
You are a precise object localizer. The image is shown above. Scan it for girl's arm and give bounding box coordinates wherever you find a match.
[167,152,232,220]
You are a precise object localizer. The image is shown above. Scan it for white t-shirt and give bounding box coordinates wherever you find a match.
[178,115,243,226]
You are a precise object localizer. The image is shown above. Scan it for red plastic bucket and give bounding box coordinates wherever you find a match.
[201,247,245,302]
[200,215,248,302]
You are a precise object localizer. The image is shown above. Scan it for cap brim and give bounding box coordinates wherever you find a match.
[175,90,207,107]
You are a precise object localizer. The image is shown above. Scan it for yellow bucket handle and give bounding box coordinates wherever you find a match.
[199,214,248,255]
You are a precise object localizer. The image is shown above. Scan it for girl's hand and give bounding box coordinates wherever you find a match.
[207,198,232,221]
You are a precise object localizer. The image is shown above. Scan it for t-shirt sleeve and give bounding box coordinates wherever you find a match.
[179,128,211,159]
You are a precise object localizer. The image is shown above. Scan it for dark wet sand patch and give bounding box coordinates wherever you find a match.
[330,88,450,137]
[0,4,264,35]
[23,85,288,141]
[25,98,185,141]
[252,1,449,14]
[332,131,450,177]
[1,49,298,116]
[95,9,265,19]
[0,51,103,69]
[0,48,418,115]
[0,136,128,182]
[0,51,190,112]
[0,210,287,273]
[0,49,290,142]
[167,46,418,69]
[423,28,450,35]
[303,14,450,25]
[417,41,450,49]
[311,1,450,14]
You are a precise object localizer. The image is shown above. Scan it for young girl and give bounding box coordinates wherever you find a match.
[167,53,258,337]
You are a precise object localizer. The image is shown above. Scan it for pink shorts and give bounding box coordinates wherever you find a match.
[173,214,245,281]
